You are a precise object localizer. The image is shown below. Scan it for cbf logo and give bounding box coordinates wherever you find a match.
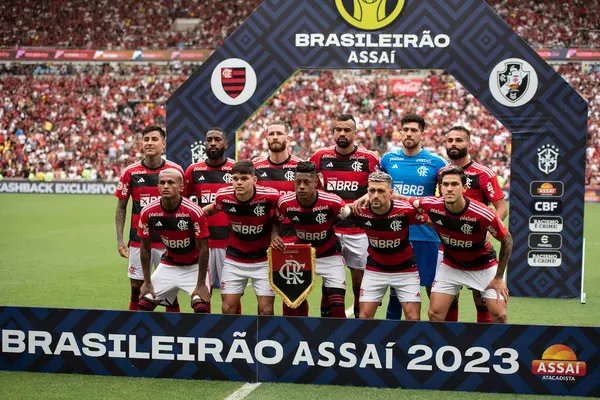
[190,141,206,163]
[489,58,538,107]
[335,0,405,31]
[352,160,363,172]
[211,58,257,106]
[537,144,560,175]
[417,166,428,177]
[279,260,305,284]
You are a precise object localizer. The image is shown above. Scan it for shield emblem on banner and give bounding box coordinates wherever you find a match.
[537,145,560,175]
[268,244,316,308]
[497,62,530,103]
[221,67,246,99]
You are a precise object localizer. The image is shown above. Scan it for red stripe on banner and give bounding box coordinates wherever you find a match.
[222,78,246,83]
[224,86,245,91]
[233,71,246,76]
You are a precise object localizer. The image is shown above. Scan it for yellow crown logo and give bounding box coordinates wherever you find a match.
[335,0,405,31]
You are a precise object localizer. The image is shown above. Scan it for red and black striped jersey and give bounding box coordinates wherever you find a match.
[275,190,345,258]
[184,158,235,249]
[310,146,379,234]
[115,159,184,248]
[410,196,508,270]
[254,154,303,243]
[462,161,504,206]
[137,197,209,266]
[214,186,280,263]
[354,201,427,273]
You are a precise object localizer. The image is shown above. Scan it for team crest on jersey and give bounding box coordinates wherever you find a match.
[315,212,328,224]
[223,173,233,183]
[461,223,473,235]
[254,205,266,217]
[352,160,363,172]
[211,58,257,106]
[390,220,402,232]
[417,166,428,177]
[466,176,473,189]
[284,170,295,181]
[193,222,201,236]
[190,141,206,163]
[489,58,538,107]
[537,144,560,175]
[335,0,405,31]
[177,220,189,231]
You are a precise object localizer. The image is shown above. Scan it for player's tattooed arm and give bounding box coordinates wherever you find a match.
[115,198,129,258]
[193,238,211,302]
[270,220,286,251]
[201,203,217,217]
[496,231,513,279]
[493,198,508,221]
[139,238,154,299]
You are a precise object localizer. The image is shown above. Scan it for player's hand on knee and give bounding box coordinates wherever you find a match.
[117,241,129,258]
[140,281,155,300]
[352,194,370,212]
[485,277,508,305]
[270,235,286,252]
[192,285,211,303]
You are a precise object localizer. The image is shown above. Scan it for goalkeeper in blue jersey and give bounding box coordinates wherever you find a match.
[379,114,448,320]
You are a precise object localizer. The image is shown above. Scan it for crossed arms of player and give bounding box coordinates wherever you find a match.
[138,235,210,303]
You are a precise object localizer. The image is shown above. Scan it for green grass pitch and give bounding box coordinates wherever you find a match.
[0,194,598,399]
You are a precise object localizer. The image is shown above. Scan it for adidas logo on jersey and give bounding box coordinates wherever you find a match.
[198,175,205,181]
[229,207,237,213]
[436,220,443,226]
[155,221,163,227]
[392,165,398,169]
[138,177,145,183]
[326,162,334,168]
[365,221,372,226]
[292,216,300,221]
[261,172,267,177]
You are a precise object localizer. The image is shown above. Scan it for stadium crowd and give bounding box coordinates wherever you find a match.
[1,63,598,185]
[1,0,598,49]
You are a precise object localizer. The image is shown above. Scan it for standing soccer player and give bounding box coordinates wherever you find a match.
[253,122,305,316]
[409,166,512,323]
[445,126,507,323]
[202,160,280,315]
[184,128,235,292]
[310,114,379,318]
[271,161,348,318]
[115,125,183,312]
[137,169,211,313]
[353,171,428,320]
[379,114,447,320]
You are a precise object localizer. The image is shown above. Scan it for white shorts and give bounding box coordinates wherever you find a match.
[317,255,346,289]
[145,262,211,307]
[220,258,275,297]
[128,246,165,280]
[336,233,368,271]
[209,247,226,286]
[432,262,505,301]
[360,270,421,303]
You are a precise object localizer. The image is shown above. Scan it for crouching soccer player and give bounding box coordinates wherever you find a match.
[138,168,211,313]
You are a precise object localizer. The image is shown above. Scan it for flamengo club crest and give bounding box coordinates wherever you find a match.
[537,144,560,175]
[279,260,305,285]
[489,58,538,107]
[211,58,257,106]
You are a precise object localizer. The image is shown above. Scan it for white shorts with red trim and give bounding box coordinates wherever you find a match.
[432,262,506,301]
[144,262,211,307]
[209,247,226,285]
[360,270,421,303]
[220,258,275,297]
[336,233,368,270]
[316,255,346,289]
[127,247,165,280]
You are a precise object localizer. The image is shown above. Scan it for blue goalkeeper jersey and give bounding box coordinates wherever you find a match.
[380,148,448,242]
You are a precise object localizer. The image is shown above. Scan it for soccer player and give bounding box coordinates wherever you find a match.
[271,161,348,318]
[409,166,512,323]
[353,171,428,320]
[445,126,508,323]
[254,122,304,316]
[379,114,447,320]
[184,128,235,291]
[310,114,379,318]
[137,168,211,313]
[115,125,184,312]
[202,160,280,315]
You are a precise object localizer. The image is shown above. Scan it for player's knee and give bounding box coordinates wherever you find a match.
[404,307,421,321]
[428,307,444,322]
[491,308,507,323]
[222,301,236,314]
[258,303,274,316]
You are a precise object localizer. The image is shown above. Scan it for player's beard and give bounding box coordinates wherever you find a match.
[447,146,468,160]
[207,147,225,160]
[402,138,419,150]
[336,137,351,148]
[268,141,287,153]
